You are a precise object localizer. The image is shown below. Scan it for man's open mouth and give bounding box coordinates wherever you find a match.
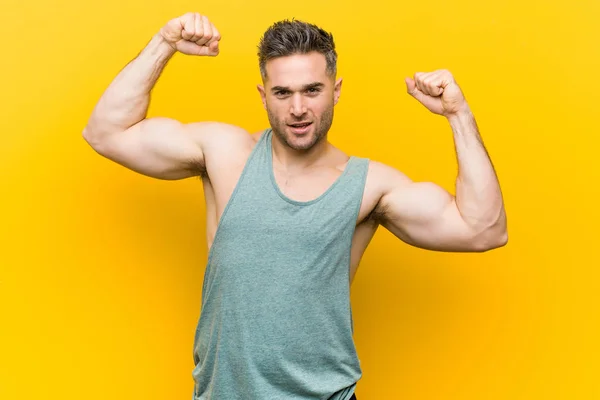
[288,122,312,128]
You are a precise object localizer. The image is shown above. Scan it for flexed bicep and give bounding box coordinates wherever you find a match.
[379,181,482,252]
[371,161,501,253]
[89,117,210,180]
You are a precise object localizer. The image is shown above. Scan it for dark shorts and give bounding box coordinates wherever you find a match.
[350,394,357,400]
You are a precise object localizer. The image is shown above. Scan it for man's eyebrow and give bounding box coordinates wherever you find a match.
[270,82,325,92]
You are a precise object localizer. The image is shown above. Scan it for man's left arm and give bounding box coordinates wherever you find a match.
[375,69,508,252]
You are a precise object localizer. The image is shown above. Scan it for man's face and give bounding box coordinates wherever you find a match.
[257,52,342,151]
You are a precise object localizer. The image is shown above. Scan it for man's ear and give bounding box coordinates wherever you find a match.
[257,84,267,110]
[334,77,343,105]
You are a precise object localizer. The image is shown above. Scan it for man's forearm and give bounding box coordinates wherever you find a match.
[83,33,176,142]
[448,108,507,235]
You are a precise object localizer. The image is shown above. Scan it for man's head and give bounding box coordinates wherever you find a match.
[256,19,342,151]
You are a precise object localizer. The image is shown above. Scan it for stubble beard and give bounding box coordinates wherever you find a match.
[267,104,334,152]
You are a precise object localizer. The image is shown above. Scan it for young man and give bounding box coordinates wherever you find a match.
[83,12,507,400]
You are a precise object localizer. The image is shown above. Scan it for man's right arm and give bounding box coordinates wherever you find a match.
[82,13,233,180]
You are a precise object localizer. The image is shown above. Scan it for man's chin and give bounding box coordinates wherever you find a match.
[285,134,318,151]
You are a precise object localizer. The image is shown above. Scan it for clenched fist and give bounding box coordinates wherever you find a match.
[160,12,221,56]
[405,70,468,117]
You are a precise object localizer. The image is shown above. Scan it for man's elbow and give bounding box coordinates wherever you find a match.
[82,125,107,151]
[471,224,508,252]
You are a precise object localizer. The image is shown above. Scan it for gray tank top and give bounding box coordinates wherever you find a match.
[192,128,369,399]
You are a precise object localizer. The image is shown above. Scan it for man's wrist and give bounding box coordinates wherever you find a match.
[147,32,177,60]
[445,105,474,124]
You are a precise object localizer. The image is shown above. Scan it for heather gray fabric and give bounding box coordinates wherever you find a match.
[192,128,369,399]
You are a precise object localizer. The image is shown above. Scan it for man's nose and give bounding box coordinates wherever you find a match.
[289,94,307,117]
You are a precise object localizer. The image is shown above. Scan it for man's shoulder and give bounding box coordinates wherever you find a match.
[250,129,266,142]
[361,159,414,205]
[329,147,412,190]
[364,159,412,184]
[184,121,264,150]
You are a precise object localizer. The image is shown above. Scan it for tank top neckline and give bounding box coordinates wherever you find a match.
[263,128,356,207]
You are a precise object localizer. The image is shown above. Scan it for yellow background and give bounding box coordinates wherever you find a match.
[1,0,599,398]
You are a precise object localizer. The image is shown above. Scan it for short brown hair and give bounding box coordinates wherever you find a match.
[257,19,337,80]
